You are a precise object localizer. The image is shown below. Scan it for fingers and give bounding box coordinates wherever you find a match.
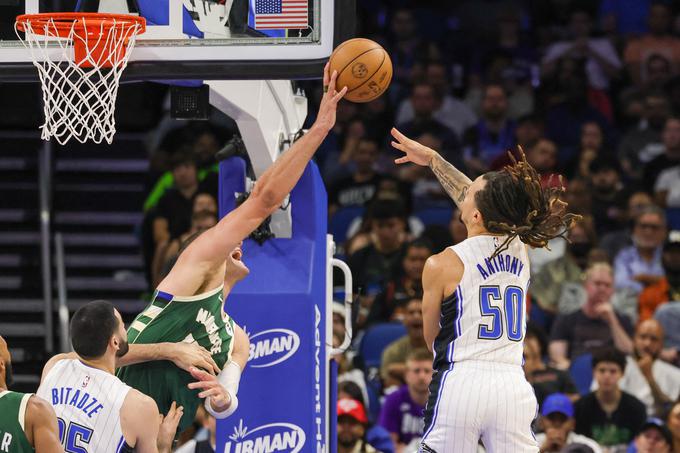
[198,359,217,375]
[394,157,410,165]
[391,140,405,152]
[323,62,330,88]
[189,366,212,381]
[332,86,348,103]
[207,356,220,375]
[391,127,407,142]
[327,70,338,94]
[187,380,217,390]
[198,387,226,401]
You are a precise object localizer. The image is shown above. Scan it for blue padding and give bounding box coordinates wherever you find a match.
[329,206,364,244]
[569,353,593,396]
[359,322,407,369]
[414,207,454,226]
[215,158,331,452]
[136,0,204,38]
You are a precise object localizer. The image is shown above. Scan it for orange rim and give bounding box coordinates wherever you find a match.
[16,12,146,38]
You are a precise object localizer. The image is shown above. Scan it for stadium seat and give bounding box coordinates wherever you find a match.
[359,322,407,370]
[569,353,593,396]
[329,206,365,244]
[414,207,453,226]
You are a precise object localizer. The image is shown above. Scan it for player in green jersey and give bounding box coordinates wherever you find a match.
[0,335,62,453]
[118,64,348,432]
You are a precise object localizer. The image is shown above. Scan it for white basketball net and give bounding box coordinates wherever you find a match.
[15,16,144,145]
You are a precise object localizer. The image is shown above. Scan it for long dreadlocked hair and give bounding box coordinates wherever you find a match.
[475,148,581,258]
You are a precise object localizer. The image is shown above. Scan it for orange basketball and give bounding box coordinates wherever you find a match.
[328,38,392,103]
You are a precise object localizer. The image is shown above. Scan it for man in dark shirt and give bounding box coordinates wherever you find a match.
[349,198,409,299]
[328,138,385,215]
[549,263,634,370]
[574,348,647,449]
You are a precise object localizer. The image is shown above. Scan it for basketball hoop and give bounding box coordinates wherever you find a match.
[15,13,146,144]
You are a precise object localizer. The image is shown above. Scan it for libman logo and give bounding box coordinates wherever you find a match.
[247,328,300,368]
[224,419,306,453]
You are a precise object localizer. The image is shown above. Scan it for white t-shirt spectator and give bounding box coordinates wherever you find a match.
[619,355,680,416]
[655,166,680,208]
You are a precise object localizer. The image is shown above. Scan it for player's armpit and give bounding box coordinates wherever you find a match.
[26,395,63,453]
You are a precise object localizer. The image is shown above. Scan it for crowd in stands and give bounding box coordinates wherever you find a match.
[137,1,680,452]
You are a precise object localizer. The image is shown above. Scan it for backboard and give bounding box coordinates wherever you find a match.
[0,0,355,81]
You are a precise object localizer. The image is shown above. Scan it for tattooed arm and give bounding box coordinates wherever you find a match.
[391,127,472,207]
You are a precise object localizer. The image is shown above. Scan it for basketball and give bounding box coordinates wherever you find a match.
[328,38,392,103]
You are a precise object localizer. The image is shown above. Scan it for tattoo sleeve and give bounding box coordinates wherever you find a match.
[428,152,472,207]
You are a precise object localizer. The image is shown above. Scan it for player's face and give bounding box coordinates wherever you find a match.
[459,176,485,230]
[635,428,671,453]
[113,310,129,358]
[226,242,249,283]
[405,359,433,393]
[593,362,623,391]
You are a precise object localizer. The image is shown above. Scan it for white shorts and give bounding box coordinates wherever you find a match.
[420,361,538,453]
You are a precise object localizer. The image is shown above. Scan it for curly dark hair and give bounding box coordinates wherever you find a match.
[475,148,581,257]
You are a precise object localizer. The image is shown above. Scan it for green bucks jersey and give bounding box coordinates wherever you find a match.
[0,391,33,453]
[117,285,235,432]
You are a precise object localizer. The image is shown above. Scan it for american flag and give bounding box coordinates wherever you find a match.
[254,0,309,30]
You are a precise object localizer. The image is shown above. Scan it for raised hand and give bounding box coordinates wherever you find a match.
[167,342,220,375]
[157,401,183,453]
[312,62,348,133]
[187,366,231,411]
[391,127,436,166]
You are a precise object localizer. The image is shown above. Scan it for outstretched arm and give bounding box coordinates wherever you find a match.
[391,127,472,207]
[117,342,220,375]
[157,66,347,297]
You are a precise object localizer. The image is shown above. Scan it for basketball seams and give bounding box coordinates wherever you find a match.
[347,49,391,94]
[337,47,384,87]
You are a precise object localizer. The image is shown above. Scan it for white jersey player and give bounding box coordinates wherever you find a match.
[38,301,185,453]
[391,128,578,452]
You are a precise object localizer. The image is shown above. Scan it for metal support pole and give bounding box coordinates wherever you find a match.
[39,141,53,353]
[55,233,70,353]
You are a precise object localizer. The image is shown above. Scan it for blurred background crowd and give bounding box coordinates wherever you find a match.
[60,0,680,452]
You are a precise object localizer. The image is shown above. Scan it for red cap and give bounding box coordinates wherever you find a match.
[337,399,368,424]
